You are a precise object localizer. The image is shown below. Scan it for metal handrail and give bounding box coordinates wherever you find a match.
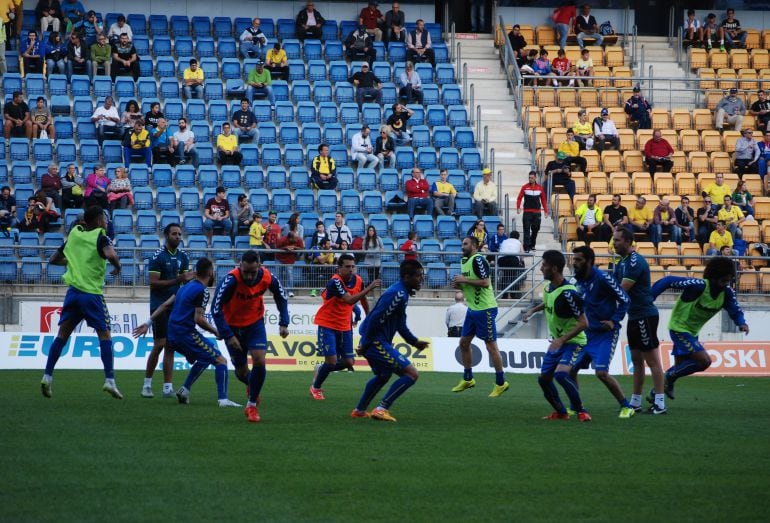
[495,167,502,211]
[640,44,645,84]
[495,259,546,325]
[475,104,482,144]
[504,193,510,236]
[676,26,683,67]
[455,42,462,86]
[482,125,488,165]
[631,24,638,69]
[468,83,474,122]
[648,65,654,104]
[668,4,675,42]
[489,148,495,179]
[497,14,524,126]
[622,5,629,51]
[462,62,468,105]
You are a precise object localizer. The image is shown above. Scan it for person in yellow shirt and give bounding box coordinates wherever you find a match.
[183,58,204,99]
[249,212,267,248]
[265,41,289,79]
[217,122,242,165]
[701,173,732,208]
[629,195,653,240]
[431,168,457,215]
[557,129,587,172]
[707,221,733,255]
[572,110,593,150]
[122,121,151,167]
[717,195,746,238]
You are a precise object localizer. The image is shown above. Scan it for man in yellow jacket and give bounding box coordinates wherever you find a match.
[575,194,606,242]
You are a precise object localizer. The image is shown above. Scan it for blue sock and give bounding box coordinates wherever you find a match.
[554,371,583,412]
[334,360,350,371]
[215,363,228,400]
[538,375,566,413]
[248,365,266,403]
[183,361,209,390]
[44,337,66,376]
[356,373,391,412]
[495,371,505,386]
[379,375,416,409]
[463,368,473,381]
[99,339,114,379]
[668,359,703,381]
[620,398,631,408]
[313,362,334,389]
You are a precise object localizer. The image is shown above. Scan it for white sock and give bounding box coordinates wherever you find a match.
[105,378,116,387]
[630,394,642,407]
[143,378,152,387]
[655,393,666,409]
[247,401,257,408]
[163,382,173,392]
[43,374,52,381]
[720,39,724,44]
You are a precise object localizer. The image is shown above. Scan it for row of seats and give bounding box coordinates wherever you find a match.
[497,24,620,48]
[698,68,770,90]
[518,45,625,67]
[690,47,770,70]
[531,127,747,152]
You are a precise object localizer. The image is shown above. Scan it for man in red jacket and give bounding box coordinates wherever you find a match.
[276,231,304,297]
[405,167,433,221]
[516,171,549,253]
[643,129,674,177]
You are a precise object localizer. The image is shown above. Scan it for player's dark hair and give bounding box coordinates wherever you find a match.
[615,227,634,243]
[337,253,356,266]
[703,256,736,281]
[83,205,104,225]
[542,250,566,272]
[241,250,261,264]
[465,235,480,248]
[196,257,213,275]
[163,222,181,236]
[572,245,595,266]
[400,259,423,279]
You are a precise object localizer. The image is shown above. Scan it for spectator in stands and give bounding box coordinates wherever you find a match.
[89,32,111,77]
[552,1,577,51]
[217,122,242,166]
[760,130,770,190]
[384,2,406,43]
[123,121,152,167]
[715,88,745,133]
[530,48,556,86]
[468,220,488,252]
[249,212,266,249]
[643,129,674,177]
[310,143,338,190]
[276,231,304,297]
[697,197,718,245]
[66,31,91,79]
[182,58,204,100]
[4,91,31,139]
[628,196,652,239]
[732,180,754,217]
[405,167,433,221]
[487,224,508,253]
[364,225,384,280]
[172,117,198,167]
[702,173,732,209]
[516,171,548,252]
[107,14,132,48]
[44,31,67,76]
[110,32,139,81]
[602,194,629,237]
[351,124,378,169]
[508,24,527,68]
[551,48,575,87]
[203,186,232,244]
[41,163,62,209]
[239,17,267,60]
[592,108,620,152]
[718,195,745,239]
[651,197,680,246]
[61,0,85,27]
[572,109,593,150]
[400,231,419,260]
[311,237,335,266]
[406,19,435,66]
[84,165,109,209]
[246,60,276,107]
[349,62,382,109]
[36,0,62,33]
[106,166,133,212]
[308,220,329,250]
[545,151,576,199]
[21,199,54,233]
[120,99,143,137]
[575,4,603,49]
[144,102,164,132]
[21,31,43,74]
[432,168,457,216]
[473,168,498,219]
[263,211,281,259]
[557,129,587,172]
[720,8,746,50]
[575,48,594,86]
[234,194,253,237]
[0,186,18,230]
[265,42,289,80]
[295,1,325,41]
[702,13,720,50]
[519,49,538,83]
[387,102,413,145]
[575,194,604,243]
[74,10,102,47]
[232,98,258,144]
[360,1,384,42]
[398,61,424,104]
[35,188,58,216]
[734,128,760,176]
[150,117,175,165]
[682,9,702,47]
[707,221,733,256]
[674,196,697,243]
[329,212,353,248]
[31,96,55,141]
[374,124,395,167]
[345,18,376,66]
[60,164,83,211]
[750,90,770,134]
[625,86,652,129]
[282,212,305,240]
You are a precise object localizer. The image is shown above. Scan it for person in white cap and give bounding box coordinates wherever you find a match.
[592,108,620,152]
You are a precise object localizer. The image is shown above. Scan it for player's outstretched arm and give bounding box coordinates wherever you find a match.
[49,244,68,266]
[723,286,749,333]
[522,303,545,322]
[103,244,122,276]
[132,295,177,338]
[651,276,703,300]
[195,307,218,337]
[342,278,382,307]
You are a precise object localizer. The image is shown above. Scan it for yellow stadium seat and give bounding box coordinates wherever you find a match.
[596,194,612,209]
[701,130,722,153]
[690,265,706,276]
[676,172,697,195]
[563,107,581,126]
[617,128,635,151]
[711,152,732,173]
[567,241,586,252]
[572,172,587,194]
[658,242,680,267]
[559,217,578,241]
[537,89,557,107]
[550,127,568,147]
[750,246,767,268]
[689,48,708,70]
[586,106,602,122]
[699,68,716,89]
[751,49,769,69]
[760,268,770,292]
[697,172,716,193]
[543,45,560,56]
[737,270,759,293]
[536,148,555,172]
[722,131,741,152]
[689,152,710,174]
[536,25,557,45]
[573,193,589,209]
[652,109,671,129]
[693,109,713,130]
[650,267,667,284]
[519,25,535,44]
[578,89,599,108]
[543,106,563,129]
[661,129,679,149]
[591,242,612,265]
[623,151,644,173]
[558,89,578,108]
[730,49,750,69]
[739,69,758,90]
[636,129,653,149]
[704,90,725,110]
[614,89,634,109]
[613,66,633,88]
[565,46,582,64]
[654,172,675,195]
[601,150,622,172]
[552,193,574,217]
[643,194,660,209]
[607,107,626,128]
[717,68,738,90]
[605,46,624,67]
[636,242,656,259]
[631,172,653,194]
[671,109,692,131]
[680,129,700,152]
[580,150,600,172]
[522,87,535,107]
[524,107,542,128]
[709,49,729,69]
[671,151,687,174]
[681,243,704,267]
[753,197,770,220]
[587,171,608,194]
[609,171,630,194]
[592,66,611,87]
[667,265,690,278]
[745,29,760,50]
[529,127,549,149]
[742,220,760,243]
[723,172,739,187]
[743,174,762,195]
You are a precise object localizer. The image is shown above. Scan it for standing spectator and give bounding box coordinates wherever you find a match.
[400,231,419,261]
[551,48,576,87]
[544,152,576,199]
[84,165,110,209]
[445,292,467,338]
[281,212,305,241]
[487,224,508,253]
[36,0,62,33]
[351,124,378,169]
[718,195,746,239]
[473,168,498,218]
[575,194,604,243]
[682,9,702,46]
[264,42,289,79]
[674,196,697,243]
[110,33,139,81]
[172,117,198,167]
[625,86,652,129]
[516,171,548,252]
[276,231,304,297]
[750,90,770,134]
[572,109,593,150]
[715,88,745,133]
[144,102,164,132]
[0,186,18,230]
[120,100,143,137]
[234,194,253,237]
[245,61,275,107]
[60,164,83,211]
[123,121,152,167]
[643,129,674,177]
[387,102,413,145]
[405,167,433,220]
[696,197,718,245]
[760,130,770,190]
[107,14,132,48]
[374,125,395,167]
[349,63,382,109]
[73,10,102,47]
[432,168,457,216]
[732,180,755,217]
[216,123,242,166]
[182,58,204,99]
[90,32,111,77]
[106,166,133,212]
[733,128,760,176]
[295,1,324,41]
[508,24,527,67]
[651,197,680,246]
[470,0,486,33]
[702,173,732,207]
[203,186,232,244]
[263,211,281,259]
[384,2,406,43]
[592,108,620,152]
[720,8,746,50]
[249,212,266,249]
[232,98,259,144]
[328,212,352,248]
[61,0,86,28]
[22,31,44,74]
[406,19,435,66]
[40,163,62,209]
[575,4,603,49]
[707,221,733,255]
[4,91,32,139]
[345,18,376,65]
[239,17,267,59]
[360,1,384,42]
[30,96,55,140]
[552,1,576,51]
[629,196,653,239]
[310,143,337,190]
[602,194,629,237]
[557,129,587,172]
[91,96,121,143]
[150,117,175,165]
[44,31,68,76]
[575,48,594,86]
[66,31,91,79]
[364,225,384,281]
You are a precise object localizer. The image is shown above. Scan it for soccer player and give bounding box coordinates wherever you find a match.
[352,260,430,421]
[571,246,636,418]
[41,206,123,399]
[651,257,748,400]
[310,253,381,400]
[134,258,240,408]
[211,250,290,423]
[450,236,509,397]
[523,250,591,421]
[612,228,666,415]
[141,223,193,398]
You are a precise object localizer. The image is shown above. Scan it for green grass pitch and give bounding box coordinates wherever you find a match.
[2,370,770,522]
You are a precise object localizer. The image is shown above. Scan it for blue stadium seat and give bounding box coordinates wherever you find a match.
[243,167,264,190]
[380,82,397,105]
[278,19,297,40]
[273,122,296,146]
[204,79,224,101]
[220,58,240,80]
[307,59,326,81]
[129,165,150,186]
[252,122,274,146]
[32,139,53,163]
[409,125,429,148]
[152,165,173,187]
[68,75,90,98]
[45,74,67,97]
[155,187,177,210]
[387,42,406,63]
[448,105,468,127]
[214,17,233,38]
[0,235,15,257]
[391,215,411,237]
[156,56,175,77]
[367,213,389,236]
[139,55,154,77]
[112,210,135,234]
[418,84,437,105]
[153,36,172,57]
[274,101,295,123]
[321,20,338,41]
[299,123,320,146]
[437,216,458,238]
[0,258,18,283]
[271,188,292,212]
[442,84,462,106]
[461,149,482,170]
[75,118,96,140]
[207,100,228,123]
[413,215,434,238]
[283,144,305,167]
[196,165,218,188]
[415,63,433,84]
[426,105,447,127]
[454,127,475,149]
[319,123,341,146]
[179,187,200,211]
[55,139,76,163]
[211,236,232,260]
[334,167,353,190]
[329,61,349,83]
[54,118,74,139]
[384,190,406,213]
[78,140,99,163]
[133,186,154,210]
[417,147,437,169]
[183,211,204,235]
[164,99,183,121]
[128,14,147,35]
[440,147,460,169]
[234,17,251,35]
[173,165,195,188]
[193,16,212,37]
[102,140,123,164]
[287,60,306,81]
[334,82,354,104]
[20,257,42,283]
[133,35,150,56]
[175,36,193,57]
[170,15,190,36]
[159,210,181,233]
[421,239,442,263]
[317,190,338,214]
[378,169,398,191]
[62,209,81,230]
[159,78,179,99]
[287,167,308,190]
[18,232,40,258]
[272,80,289,102]
[361,103,382,127]
[296,101,316,124]
[340,190,360,213]
[221,166,241,189]
[2,73,21,94]
[136,78,157,99]
[73,97,94,119]
[114,234,137,259]
[433,42,449,64]
[430,126,450,149]
[323,41,343,63]
[338,102,358,125]
[200,57,219,79]
[266,166,286,189]
[407,104,425,126]
[395,147,414,170]
[187,235,208,259]
[361,190,383,214]
[345,213,364,237]
[455,192,473,216]
[304,39,323,61]
[249,188,269,210]
[294,188,316,212]
[435,64,456,85]
[217,37,237,60]
[329,144,348,167]
[197,145,214,165]
[426,262,448,288]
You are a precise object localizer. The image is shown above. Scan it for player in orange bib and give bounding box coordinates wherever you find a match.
[310,253,381,400]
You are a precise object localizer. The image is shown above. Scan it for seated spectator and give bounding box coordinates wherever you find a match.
[400,231,419,260]
[90,32,111,77]
[312,237,336,266]
[0,186,19,230]
[264,42,289,79]
[702,12,720,50]
[120,99,143,137]
[310,143,338,190]
[499,231,523,257]
[107,14,133,48]
[674,196,697,243]
[696,197,718,245]
[406,19,435,66]
[487,223,508,253]
[249,212,266,249]
[384,2,406,43]
[643,129,674,176]
[44,31,68,76]
[552,1,577,50]
[473,168,498,218]
[276,231,304,297]
[36,0,63,33]
[405,167,433,220]
[4,91,32,139]
[74,10,103,47]
[715,88,745,133]
[625,86,652,129]
[592,108,620,152]
[35,188,58,216]
[144,102,164,132]
[150,117,175,165]
[718,195,745,239]
[551,48,576,87]
[387,103,412,145]
[40,163,62,209]
[574,4,603,49]
[21,31,44,74]
[468,220,488,252]
[172,117,199,167]
[707,221,733,255]
[750,90,770,134]
[432,168,457,216]
[374,125,395,167]
[519,49,539,84]
[295,1,324,41]
[732,180,755,217]
[575,194,605,242]
[544,151,576,199]
[246,61,276,107]
[349,62,382,109]
[60,164,83,211]
[203,186,232,244]
[123,121,152,167]
[282,212,305,242]
[360,1,384,41]
[328,212,352,248]
[239,17,267,60]
[682,9,702,47]
[628,196,653,239]
[30,96,55,140]
[351,124,378,169]
[84,165,110,209]
[61,0,86,28]
[531,48,556,87]
[651,197,680,246]
[572,109,593,150]
[107,166,133,212]
[234,194,253,237]
[720,8,746,50]
[734,128,760,176]
[557,129,587,172]
[92,96,121,143]
[308,220,330,252]
[602,194,629,237]
[508,24,527,67]
[110,33,139,81]
[702,173,732,208]
[183,58,204,99]
[760,130,770,191]
[217,123,242,166]
[345,17,376,66]
[66,31,91,79]
[21,199,54,233]
[232,98,259,143]
[575,48,594,86]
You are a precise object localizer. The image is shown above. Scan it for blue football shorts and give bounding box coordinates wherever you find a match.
[168,331,222,366]
[317,326,355,359]
[540,342,584,375]
[59,287,111,332]
[460,308,498,342]
[226,319,268,368]
[669,330,705,357]
[363,340,411,374]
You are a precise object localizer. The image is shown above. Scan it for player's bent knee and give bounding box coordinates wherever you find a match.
[554,371,569,384]
[595,370,609,380]
[215,355,228,365]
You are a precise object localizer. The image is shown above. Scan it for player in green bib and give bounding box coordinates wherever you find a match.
[451,236,509,397]
[524,250,591,421]
[41,206,123,399]
[651,257,748,400]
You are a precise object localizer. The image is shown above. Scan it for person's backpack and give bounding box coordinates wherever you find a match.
[599,21,614,35]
